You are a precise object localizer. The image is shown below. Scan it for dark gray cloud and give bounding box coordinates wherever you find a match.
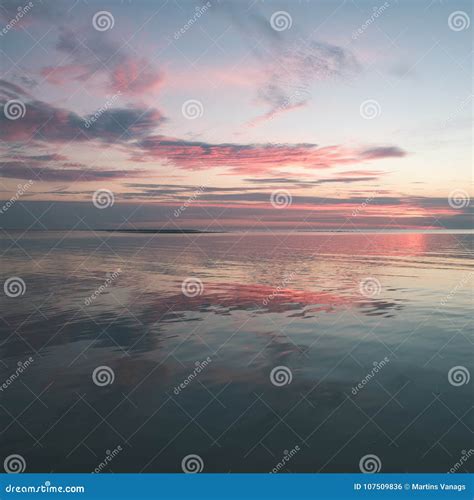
[0,161,145,182]
[0,199,471,231]
[361,147,407,160]
[0,80,164,144]
[244,176,379,185]
[0,79,30,99]
[24,154,68,162]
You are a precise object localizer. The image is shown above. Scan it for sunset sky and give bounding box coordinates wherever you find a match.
[0,0,472,230]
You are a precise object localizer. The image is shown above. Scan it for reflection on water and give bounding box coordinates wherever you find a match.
[0,232,472,472]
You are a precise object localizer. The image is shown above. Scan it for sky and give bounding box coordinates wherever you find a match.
[0,0,472,231]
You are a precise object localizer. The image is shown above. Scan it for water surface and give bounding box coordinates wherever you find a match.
[0,232,472,472]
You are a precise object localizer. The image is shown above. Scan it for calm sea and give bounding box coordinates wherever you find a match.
[0,231,472,473]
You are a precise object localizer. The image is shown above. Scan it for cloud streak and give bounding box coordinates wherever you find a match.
[0,161,146,182]
[135,136,406,175]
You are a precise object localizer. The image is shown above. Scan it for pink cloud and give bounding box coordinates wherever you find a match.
[39,30,164,96]
[111,59,164,94]
[41,64,91,85]
[134,136,406,175]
